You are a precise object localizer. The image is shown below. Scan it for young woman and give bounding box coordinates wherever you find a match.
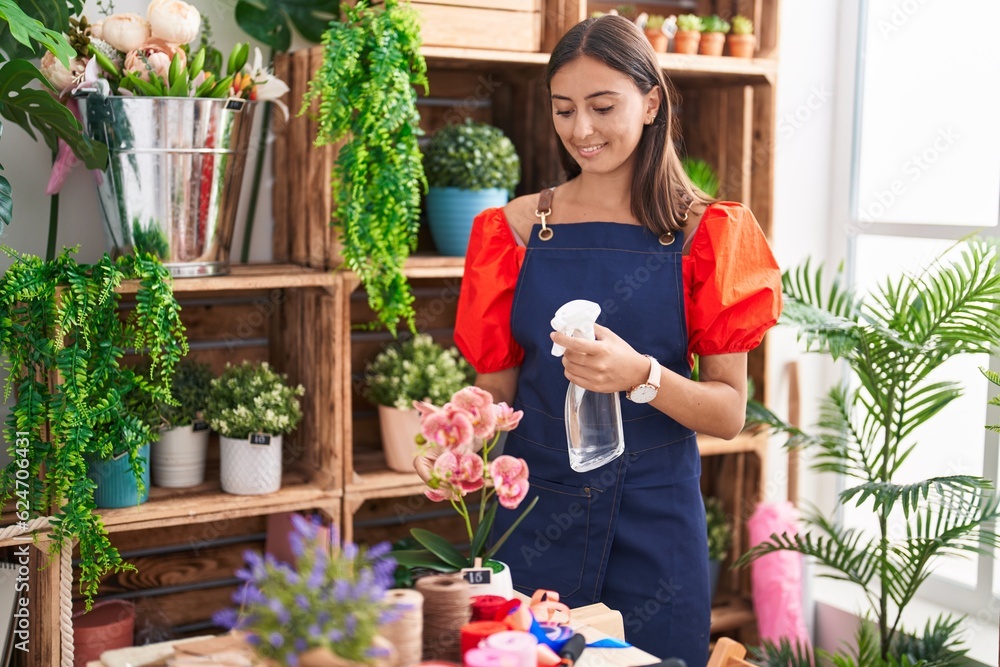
[443,15,780,665]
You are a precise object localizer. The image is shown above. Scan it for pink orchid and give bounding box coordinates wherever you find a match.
[494,402,523,432]
[421,404,474,450]
[432,450,485,495]
[411,399,441,417]
[490,455,530,509]
[425,486,458,503]
[451,386,498,439]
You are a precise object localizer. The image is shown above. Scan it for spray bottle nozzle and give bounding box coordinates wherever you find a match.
[551,299,602,357]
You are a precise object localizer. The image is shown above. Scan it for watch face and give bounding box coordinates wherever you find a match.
[629,384,657,403]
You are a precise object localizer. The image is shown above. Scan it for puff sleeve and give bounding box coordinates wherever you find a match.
[684,202,782,357]
[454,208,526,374]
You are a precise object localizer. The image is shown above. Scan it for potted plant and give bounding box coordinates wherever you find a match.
[87,366,161,508]
[393,386,539,598]
[727,14,755,58]
[364,334,475,473]
[205,361,304,495]
[38,0,289,277]
[704,496,732,602]
[423,119,521,257]
[682,157,720,198]
[612,4,639,22]
[673,14,703,55]
[214,514,398,667]
[643,15,668,53]
[0,247,186,607]
[698,15,730,56]
[742,240,1000,665]
[153,359,214,488]
[303,0,427,335]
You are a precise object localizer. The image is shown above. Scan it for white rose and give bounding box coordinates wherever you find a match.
[89,21,104,40]
[148,0,201,45]
[101,13,151,53]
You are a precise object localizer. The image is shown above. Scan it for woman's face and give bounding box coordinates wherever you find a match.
[549,55,660,178]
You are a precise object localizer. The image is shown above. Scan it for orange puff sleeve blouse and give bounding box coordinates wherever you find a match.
[454,201,782,374]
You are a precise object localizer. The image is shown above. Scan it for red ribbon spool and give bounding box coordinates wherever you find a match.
[471,595,509,622]
[460,621,509,657]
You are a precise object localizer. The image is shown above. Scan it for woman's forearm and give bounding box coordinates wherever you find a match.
[475,367,520,405]
[647,353,747,439]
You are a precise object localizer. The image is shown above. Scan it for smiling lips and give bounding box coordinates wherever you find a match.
[576,142,608,157]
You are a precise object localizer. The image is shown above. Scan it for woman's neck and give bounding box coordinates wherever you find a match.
[568,170,633,211]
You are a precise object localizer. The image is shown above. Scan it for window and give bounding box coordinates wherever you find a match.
[844,0,1000,619]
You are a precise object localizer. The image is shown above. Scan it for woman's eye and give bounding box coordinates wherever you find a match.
[595,106,614,114]
[555,110,573,117]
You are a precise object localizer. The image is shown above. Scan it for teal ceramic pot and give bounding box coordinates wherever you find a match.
[426,187,509,257]
[89,443,151,508]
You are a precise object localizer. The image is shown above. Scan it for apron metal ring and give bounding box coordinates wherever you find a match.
[659,232,675,246]
[538,225,554,241]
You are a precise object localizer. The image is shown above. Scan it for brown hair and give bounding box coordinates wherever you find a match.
[547,15,715,235]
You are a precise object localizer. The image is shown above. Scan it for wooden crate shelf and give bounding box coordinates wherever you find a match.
[710,595,756,634]
[118,262,337,294]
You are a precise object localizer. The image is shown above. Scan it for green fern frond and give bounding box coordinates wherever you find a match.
[750,638,817,667]
[892,615,967,667]
[840,476,991,518]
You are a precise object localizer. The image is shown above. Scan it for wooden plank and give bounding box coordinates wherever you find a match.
[315,288,339,490]
[723,86,753,204]
[305,48,326,270]
[26,540,61,667]
[709,596,756,634]
[417,0,537,9]
[755,0,779,60]
[103,516,265,554]
[271,53,291,262]
[415,5,541,52]
[131,583,239,628]
[120,264,336,294]
[750,82,775,238]
[73,539,259,598]
[290,49,312,266]
[422,46,549,66]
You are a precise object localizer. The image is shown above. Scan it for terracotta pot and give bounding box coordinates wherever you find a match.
[378,405,423,473]
[673,30,701,55]
[644,29,668,53]
[727,33,756,58]
[72,600,135,667]
[699,32,726,56]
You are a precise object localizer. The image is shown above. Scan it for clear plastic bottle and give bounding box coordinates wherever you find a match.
[551,300,626,472]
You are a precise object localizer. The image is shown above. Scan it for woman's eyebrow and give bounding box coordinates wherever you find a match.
[550,90,622,101]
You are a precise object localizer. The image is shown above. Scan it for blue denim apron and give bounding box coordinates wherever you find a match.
[491,221,710,666]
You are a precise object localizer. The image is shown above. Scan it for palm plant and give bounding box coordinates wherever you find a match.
[742,240,1000,666]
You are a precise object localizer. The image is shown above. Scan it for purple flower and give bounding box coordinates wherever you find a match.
[344,613,357,637]
[244,550,266,578]
[295,594,310,609]
[367,645,391,658]
[307,563,325,589]
[327,628,343,643]
[269,598,290,624]
[211,608,240,630]
[287,653,300,667]
[269,632,284,648]
[343,542,359,560]
[308,624,323,640]
[289,533,306,560]
[294,638,308,653]
[378,608,403,625]
[290,512,320,541]
[366,541,392,560]
[333,580,351,602]
[246,633,262,646]
[316,611,331,625]
[232,584,264,606]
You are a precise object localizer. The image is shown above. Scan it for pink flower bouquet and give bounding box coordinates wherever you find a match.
[393,387,538,572]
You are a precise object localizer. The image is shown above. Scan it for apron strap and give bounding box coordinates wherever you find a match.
[535,187,556,241]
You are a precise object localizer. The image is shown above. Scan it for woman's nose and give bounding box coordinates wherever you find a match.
[572,113,594,140]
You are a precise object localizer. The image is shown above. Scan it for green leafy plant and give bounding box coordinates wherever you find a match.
[682,157,720,198]
[0,0,108,230]
[0,246,186,607]
[303,0,428,335]
[131,218,169,260]
[701,15,730,34]
[213,514,397,666]
[676,14,704,32]
[741,240,1000,666]
[234,0,340,52]
[364,334,474,410]
[704,496,732,562]
[644,15,666,31]
[701,15,731,34]
[160,359,214,428]
[731,15,754,36]
[205,361,304,439]
[613,5,638,21]
[424,119,521,197]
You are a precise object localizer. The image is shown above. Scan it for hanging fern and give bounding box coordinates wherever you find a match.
[303,0,428,334]
[0,246,187,608]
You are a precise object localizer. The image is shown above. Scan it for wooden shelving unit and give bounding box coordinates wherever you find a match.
[24,1,780,661]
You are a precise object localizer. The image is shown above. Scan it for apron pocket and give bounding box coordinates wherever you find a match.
[493,477,593,598]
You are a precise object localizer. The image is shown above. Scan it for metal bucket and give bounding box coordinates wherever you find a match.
[77,83,257,277]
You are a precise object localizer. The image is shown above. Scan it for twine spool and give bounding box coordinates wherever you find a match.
[382,589,424,667]
[416,575,472,663]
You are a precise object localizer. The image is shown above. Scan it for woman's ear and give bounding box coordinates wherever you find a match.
[646,86,662,120]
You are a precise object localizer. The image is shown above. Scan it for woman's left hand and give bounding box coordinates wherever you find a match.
[551,323,650,393]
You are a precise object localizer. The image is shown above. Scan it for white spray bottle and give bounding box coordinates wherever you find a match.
[551,300,626,472]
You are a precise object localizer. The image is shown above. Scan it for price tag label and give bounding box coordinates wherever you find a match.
[248,433,272,446]
[462,569,491,585]
[192,421,209,432]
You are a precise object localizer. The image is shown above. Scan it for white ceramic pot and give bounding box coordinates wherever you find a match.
[153,424,209,488]
[378,405,423,473]
[461,559,514,600]
[220,434,283,495]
